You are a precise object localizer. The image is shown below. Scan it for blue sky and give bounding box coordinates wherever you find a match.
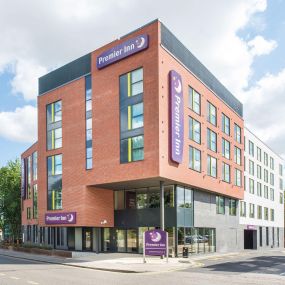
[0,0,285,167]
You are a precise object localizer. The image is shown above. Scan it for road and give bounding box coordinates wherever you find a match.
[0,251,285,285]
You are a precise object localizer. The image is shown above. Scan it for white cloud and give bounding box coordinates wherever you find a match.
[248,35,277,56]
[0,105,37,143]
[243,68,285,155]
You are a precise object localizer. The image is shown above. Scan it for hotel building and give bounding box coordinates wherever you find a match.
[21,19,246,255]
[240,128,284,249]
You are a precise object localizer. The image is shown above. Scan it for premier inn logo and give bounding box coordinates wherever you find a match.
[97,34,149,69]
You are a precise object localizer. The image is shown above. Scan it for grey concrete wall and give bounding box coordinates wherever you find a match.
[194,190,244,253]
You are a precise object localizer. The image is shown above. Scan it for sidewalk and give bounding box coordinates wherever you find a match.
[0,248,283,274]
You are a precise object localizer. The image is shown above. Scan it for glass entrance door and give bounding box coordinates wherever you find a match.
[127,229,137,253]
[83,228,92,251]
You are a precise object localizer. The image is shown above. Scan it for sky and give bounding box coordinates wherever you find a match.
[0,0,285,166]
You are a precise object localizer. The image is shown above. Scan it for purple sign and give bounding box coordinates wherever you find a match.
[97,34,148,69]
[144,230,167,256]
[247,225,256,230]
[45,212,76,225]
[169,70,184,163]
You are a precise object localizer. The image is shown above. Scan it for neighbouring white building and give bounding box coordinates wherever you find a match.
[240,127,284,249]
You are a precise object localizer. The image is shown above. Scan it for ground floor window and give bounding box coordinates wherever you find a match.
[178,227,216,255]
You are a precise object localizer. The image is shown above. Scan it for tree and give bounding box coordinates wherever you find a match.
[0,159,21,242]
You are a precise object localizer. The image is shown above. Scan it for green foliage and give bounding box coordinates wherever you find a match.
[0,159,21,240]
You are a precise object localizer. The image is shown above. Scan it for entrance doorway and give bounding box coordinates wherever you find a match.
[83,228,92,251]
[244,230,257,249]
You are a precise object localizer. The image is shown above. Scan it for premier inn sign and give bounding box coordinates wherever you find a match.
[96,34,149,69]
[169,70,184,164]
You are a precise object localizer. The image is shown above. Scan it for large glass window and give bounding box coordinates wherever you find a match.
[257,182,262,197]
[216,196,225,214]
[249,178,254,194]
[207,155,217,178]
[222,113,230,135]
[264,169,268,183]
[222,138,230,159]
[188,87,201,115]
[207,102,217,126]
[257,205,262,219]
[264,152,268,166]
[47,154,62,210]
[240,201,246,217]
[120,68,144,163]
[235,169,242,187]
[264,207,269,220]
[234,124,241,144]
[189,117,201,144]
[279,164,283,176]
[270,173,274,186]
[33,184,38,219]
[264,185,269,199]
[85,75,92,169]
[249,203,255,218]
[189,146,201,172]
[257,147,262,162]
[234,146,241,165]
[270,157,274,170]
[249,140,254,157]
[249,160,254,176]
[257,165,262,179]
[229,199,237,216]
[27,156,31,199]
[207,129,217,152]
[32,151,37,181]
[222,162,230,183]
[120,135,144,163]
[47,101,62,150]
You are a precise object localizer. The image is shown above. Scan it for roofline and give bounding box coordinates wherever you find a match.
[21,141,38,157]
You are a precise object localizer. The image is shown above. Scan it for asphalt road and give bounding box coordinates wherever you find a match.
[0,251,285,285]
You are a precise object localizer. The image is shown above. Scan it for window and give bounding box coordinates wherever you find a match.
[33,184,38,219]
[120,135,144,163]
[234,146,241,165]
[257,165,262,179]
[216,196,225,214]
[249,160,254,176]
[280,192,283,204]
[264,185,269,199]
[264,207,269,220]
[270,157,274,170]
[279,178,283,190]
[257,206,262,219]
[270,188,274,201]
[270,209,274,221]
[27,207,31,220]
[249,178,254,194]
[32,151,37,181]
[188,87,201,115]
[85,74,92,169]
[240,201,246,217]
[222,114,230,135]
[235,169,242,187]
[270,173,274,186]
[27,156,31,199]
[257,182,262,197]
[264,169,268,183]
[249,203,255,218]
[120,68,144,164]
[207,155,217,178]
[189,117,201,144]
[189,146,201,172]
[222,162,230,183]
[257,147,262,162]
[222,138,230,159]
[264,152,268,166]
[207,129,217,152]
[279,164,283,176]
[249,140,254,157]
[207,102,217,126]
[47,154,62,210]
[47,101,62,150]
[229,199,237,216]
[234,124,241,144]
